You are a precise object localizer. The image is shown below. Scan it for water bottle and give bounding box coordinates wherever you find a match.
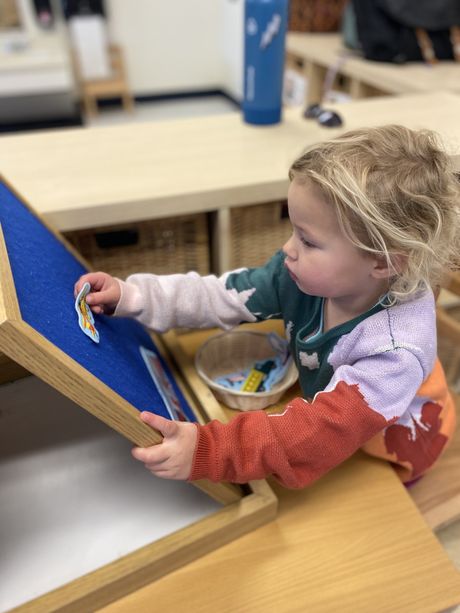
[243,0,289,125]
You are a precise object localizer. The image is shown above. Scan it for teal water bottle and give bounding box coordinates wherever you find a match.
[243,0,290,125]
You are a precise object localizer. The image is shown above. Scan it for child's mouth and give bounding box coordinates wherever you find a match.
[285,264,298,283]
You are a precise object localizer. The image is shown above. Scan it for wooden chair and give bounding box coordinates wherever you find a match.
[73,44,134,118]
[409,271,460,531]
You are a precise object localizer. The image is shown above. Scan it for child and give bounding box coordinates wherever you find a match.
[75,125,460,488]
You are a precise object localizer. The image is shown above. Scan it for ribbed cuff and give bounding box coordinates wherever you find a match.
[188,423,222,482]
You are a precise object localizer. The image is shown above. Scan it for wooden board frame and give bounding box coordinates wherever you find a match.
[0,177,277,613]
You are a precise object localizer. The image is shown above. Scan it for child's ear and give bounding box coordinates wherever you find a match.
[371,253,407,279]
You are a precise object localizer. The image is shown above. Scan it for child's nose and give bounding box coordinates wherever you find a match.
[282,234,298,260]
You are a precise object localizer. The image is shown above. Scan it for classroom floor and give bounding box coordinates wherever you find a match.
[84,94,238,127]
[85,94,460,602]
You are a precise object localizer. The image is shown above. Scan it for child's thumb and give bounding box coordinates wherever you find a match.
[139,411,177,438]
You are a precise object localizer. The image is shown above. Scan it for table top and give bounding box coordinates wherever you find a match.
[287,32,460,96]
[0,91,459,231]
[96,324,460,613]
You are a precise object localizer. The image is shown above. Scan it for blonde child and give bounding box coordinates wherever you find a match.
[75,125,460,488]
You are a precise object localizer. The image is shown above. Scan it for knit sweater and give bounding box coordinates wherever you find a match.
[115,251,456,488]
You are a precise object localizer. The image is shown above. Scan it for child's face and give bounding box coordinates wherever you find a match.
[283,179,382,301]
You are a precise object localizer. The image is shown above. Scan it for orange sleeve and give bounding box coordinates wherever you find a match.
[190,381,388,488]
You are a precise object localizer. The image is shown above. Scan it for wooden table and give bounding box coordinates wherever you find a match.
[286,32,460,105]
[1,92,460,273]
[95,324,460,613]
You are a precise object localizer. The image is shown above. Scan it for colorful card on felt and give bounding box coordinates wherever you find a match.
[140,346,190,421]
[75,282,100,344]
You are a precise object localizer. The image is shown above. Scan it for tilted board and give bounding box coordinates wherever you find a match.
[0,178,276,612]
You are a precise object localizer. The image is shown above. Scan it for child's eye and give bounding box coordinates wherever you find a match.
[300,236,315,248]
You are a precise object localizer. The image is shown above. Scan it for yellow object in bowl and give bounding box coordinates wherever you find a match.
[195,329,299,411]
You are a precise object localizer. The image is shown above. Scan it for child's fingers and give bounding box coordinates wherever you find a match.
[131,445,169,465]
[148,468,178,480]
[131,447,182,480]
[74,278,86,297]
[74,273,95,294]
[74,272,109,296]
[85,288,116,307]
[139,411,178,439]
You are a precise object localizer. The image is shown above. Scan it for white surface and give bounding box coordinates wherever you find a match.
[0,376,219,612]
[2,0,243,100]
[219,0,244,100]
[0,66,72,95]
[69,15,111,80]
[107,0,223,95]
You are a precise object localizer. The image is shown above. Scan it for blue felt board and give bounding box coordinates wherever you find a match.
[0,182,196,422]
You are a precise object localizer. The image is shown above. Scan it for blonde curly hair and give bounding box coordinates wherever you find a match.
[289,125,460,304]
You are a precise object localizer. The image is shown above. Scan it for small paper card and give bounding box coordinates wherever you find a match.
[140,346,189,421]
[75,282,100,344]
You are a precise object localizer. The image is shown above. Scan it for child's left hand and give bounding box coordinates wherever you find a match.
[131,412,198,480]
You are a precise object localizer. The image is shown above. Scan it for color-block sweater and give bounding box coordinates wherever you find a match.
[115,251,456,488]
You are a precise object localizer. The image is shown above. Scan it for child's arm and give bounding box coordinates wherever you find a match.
[189,380,390,488]
[131,384,386,487]
[75,252,288,332]
[133,348,429,487]
[109,251,288,332]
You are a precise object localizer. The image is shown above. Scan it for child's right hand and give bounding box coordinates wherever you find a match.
[74,272,121,315]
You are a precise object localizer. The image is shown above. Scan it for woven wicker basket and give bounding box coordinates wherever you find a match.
[228,201,292,270]
[65,214,210,278]
[195,330,298,411]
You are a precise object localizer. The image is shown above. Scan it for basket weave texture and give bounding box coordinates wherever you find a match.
[229,201,292,270]
[65,214,210,278]
[195,330,298,411]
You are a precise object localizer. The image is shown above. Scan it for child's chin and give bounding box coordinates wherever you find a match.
[289,272,320,296]
[298,282,321,296]
[296,281,312,294]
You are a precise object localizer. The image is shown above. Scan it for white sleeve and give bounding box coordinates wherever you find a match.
[113,271,257,332]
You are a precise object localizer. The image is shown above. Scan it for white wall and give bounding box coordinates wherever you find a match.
[107,0,226,96]
[2,1,245,104]
[218,0,244,100]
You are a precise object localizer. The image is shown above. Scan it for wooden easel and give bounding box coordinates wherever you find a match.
[0,177,276,611]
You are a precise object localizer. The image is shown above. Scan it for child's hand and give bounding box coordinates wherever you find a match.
[74,272,121,315]
[131,412,198,480]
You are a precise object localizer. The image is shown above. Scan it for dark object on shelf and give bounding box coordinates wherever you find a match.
[351,0,460,63]
[303,103,322,118]
[317,109,343,127]
[62,0,105,19]
[303,103,343,128]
